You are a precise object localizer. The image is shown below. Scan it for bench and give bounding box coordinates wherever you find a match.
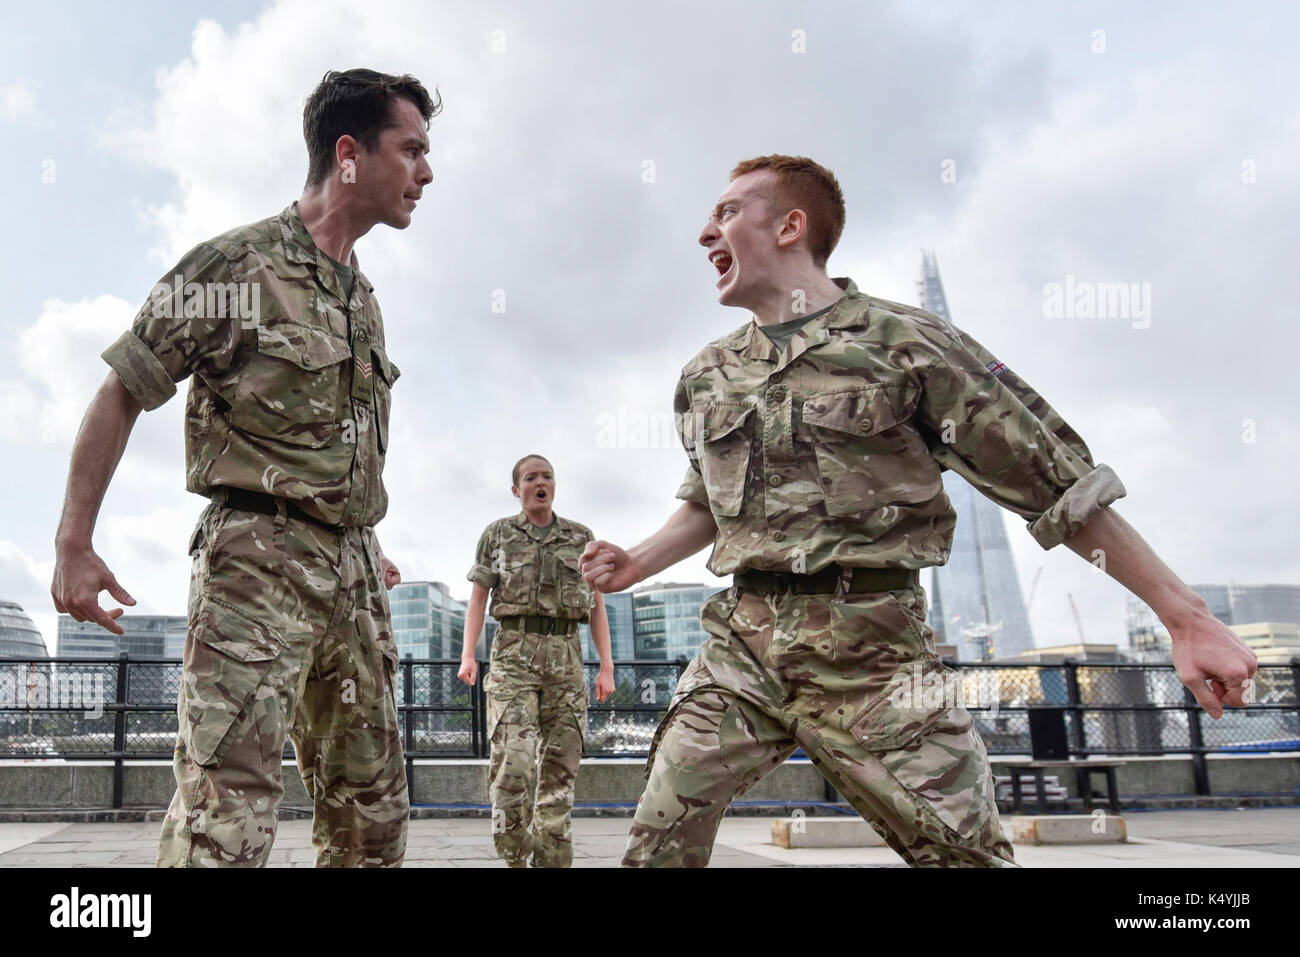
[1006,760,1124,814]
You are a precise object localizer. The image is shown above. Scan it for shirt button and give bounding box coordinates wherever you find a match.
[771,386,786,398]
[302,355,314,368]
[700,428,711,439]
[772,530,786,542]
[768,474,782,487]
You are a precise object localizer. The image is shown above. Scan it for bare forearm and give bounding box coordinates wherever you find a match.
[462,588,489,659]
[462,609,484,658]
[1063,507,1210,633]
[55,373,142,549]
[590,596,613,668]
[626,502,717,584]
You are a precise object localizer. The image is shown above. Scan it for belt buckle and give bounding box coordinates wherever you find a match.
[543,618,554,635]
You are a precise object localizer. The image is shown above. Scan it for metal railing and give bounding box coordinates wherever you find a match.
[2,655,1296,807]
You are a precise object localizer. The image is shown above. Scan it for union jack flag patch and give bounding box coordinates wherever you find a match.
[986,359,1007,378]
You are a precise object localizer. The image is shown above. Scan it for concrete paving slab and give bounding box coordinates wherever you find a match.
[1,808,1297,867]
[0,822,71,854]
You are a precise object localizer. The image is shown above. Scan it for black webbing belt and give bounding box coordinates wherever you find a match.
[210,486,335,530]
[497,615,580,636]
[734,564,918,595]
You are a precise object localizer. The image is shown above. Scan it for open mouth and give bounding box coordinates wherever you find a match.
[709,249,734,286]
[535,490,548,500]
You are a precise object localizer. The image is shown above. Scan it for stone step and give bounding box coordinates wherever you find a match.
[770,816,886,848]
[1008,814,1127,845]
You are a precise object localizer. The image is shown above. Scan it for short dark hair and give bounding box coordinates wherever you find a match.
[512,454,552,487]
[730,155,846,268]
[303,68,442,187]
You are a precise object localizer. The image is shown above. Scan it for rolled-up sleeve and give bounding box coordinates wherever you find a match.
[917,328,1126,550]
[466,526,500,590]
[101,242,236,411]
[675,462,709,506]
[102,329,177,411]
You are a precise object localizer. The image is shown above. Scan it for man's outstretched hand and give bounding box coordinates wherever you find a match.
[580,540,641,594]
[51,545,136,636]
[1169,611,1259,719]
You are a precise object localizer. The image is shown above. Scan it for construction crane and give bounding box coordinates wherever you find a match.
[1025,565,1044,611]
[1067,593,1087,645]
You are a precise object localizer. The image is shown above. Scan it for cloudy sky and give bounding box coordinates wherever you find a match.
[2,1,1296,654]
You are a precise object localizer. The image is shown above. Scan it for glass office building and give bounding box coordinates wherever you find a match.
[582,590,635,662]
[56,614,187,659]
[927,471,1037,661]
[0,601,48,658]
[918,251,1035,662]
[1129,583,1300,659]
[390,581,468,660]
[632,583,717,662]
[1193,583,1300,628]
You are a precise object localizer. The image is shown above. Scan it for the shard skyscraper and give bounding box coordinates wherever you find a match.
[917,252,1036,661]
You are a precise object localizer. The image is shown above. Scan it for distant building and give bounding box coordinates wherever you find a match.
[633,583,717,662]
[580,590,635,662]
[1192,584,1300,629]
[390,581,467,659]
[1128,584,1300,659]
[1229,622,1300,665]
[1126,595,1172,661]
[994,643,1126,664]
[0,601,48,658]
[56,614,186,659]
[918,252,1035,661]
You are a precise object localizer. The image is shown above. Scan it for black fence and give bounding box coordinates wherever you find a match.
[3,655,1297,808]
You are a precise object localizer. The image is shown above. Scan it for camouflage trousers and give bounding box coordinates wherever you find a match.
[484,627,588,867]
[623,582,1016,868]
[157,500,408,867]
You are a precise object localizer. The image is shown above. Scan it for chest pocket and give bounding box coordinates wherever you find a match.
[370,343,400,454]
[682,403,755,517]
[494,552,534,606]
[802,385,941,516]
[559,553,593,611]
[229,320,350,447]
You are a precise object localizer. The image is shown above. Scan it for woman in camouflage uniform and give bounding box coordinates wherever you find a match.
[459,454,615,867]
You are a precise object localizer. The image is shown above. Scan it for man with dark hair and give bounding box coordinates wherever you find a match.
[459,455,615,867]
[581,154,1258,867]
[51,68,440,867]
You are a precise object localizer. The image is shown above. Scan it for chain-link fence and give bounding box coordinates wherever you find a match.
[3,655,1297,807]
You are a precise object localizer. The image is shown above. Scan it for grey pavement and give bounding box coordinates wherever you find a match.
[0,808,1297,867]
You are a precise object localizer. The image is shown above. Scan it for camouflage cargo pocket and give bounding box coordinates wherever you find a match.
[180,600,283,766]
[846,659,992,838]
[685,403,755,518]
[641,655,719,780]
[803,385,942,516]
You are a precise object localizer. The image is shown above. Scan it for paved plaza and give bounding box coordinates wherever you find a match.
[0,808,1296,867]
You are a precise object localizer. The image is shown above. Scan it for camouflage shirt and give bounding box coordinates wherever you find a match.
[675,278,1126,576]
[102,203,399,527]
[467,512,597,622]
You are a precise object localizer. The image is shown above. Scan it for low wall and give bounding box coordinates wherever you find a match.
[1,753,1296,810]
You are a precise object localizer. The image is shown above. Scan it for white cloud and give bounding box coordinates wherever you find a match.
[0,81,36,121]
[0,295,133,445]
